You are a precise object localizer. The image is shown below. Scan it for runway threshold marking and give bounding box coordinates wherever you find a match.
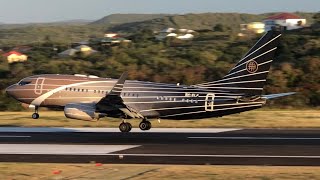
[188,137,320,140]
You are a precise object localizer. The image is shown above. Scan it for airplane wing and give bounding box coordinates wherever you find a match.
[96,72,144,119]
[261,92,296,99]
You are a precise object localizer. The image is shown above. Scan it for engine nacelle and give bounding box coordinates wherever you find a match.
[64,103,98,121]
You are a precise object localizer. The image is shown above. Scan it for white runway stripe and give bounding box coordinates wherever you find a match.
[0,144,140,155]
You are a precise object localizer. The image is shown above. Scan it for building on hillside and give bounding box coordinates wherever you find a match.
[240,22,265,34]
[155,27,195,41]
[58,49,78,58]
[104,33,118,38]
[264,13,306,31]
[3,51,28,63]
[178,29,195,33]
[176,33,194,40]
[58,45,97,58]
[75,45,93,52]
[75,45,98,55]
[91,37,131,46]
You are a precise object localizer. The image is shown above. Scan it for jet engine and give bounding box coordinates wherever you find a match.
[64,103,100,121]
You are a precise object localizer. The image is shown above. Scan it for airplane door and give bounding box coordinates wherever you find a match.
[34,78,45,95]
[205,93,215,111]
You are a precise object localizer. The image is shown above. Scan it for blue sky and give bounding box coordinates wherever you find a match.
[0,0,318,23]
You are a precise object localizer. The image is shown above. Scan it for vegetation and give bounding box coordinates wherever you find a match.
[1,163,320,180]
[0,110,319,128]
[0,12,319,110]
[109,12,316,33]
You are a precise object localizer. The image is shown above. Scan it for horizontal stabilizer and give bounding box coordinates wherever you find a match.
[261,92,296,99]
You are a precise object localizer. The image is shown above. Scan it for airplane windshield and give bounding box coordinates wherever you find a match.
[18,80,32,86]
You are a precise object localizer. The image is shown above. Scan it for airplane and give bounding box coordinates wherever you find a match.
[5,30,295,132]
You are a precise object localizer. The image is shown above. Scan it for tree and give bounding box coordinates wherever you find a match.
[313,12,320,25]
[213,24,230,32]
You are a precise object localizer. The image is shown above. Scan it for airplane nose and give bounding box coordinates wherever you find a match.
[5,85,15,97]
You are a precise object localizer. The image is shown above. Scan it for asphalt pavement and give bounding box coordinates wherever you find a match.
[1,127,320,165]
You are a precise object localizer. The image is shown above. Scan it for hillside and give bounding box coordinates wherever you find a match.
[90,13,172,26]
[109,12,316,32]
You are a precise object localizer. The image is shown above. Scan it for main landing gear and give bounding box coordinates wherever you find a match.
[119,121,132,133]
[139,119,151,131]
[32,106,39,119]
[118,119,152,132]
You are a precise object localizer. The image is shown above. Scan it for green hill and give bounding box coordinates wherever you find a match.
[109,12,316,32]
[90,13,172,26]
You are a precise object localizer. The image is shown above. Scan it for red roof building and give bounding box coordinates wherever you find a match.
[265,13,301,20]
[264,13,306,31]
[3,51,23,57]
[2,51,28,63]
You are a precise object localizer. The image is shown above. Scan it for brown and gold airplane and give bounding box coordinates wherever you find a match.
[6,30,295,132]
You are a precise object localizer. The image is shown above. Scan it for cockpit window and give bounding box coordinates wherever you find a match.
[18,81,32,86]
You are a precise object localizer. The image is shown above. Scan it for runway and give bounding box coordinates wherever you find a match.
[1,127,320,165]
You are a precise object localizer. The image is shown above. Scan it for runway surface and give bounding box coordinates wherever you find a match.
[1,127,320,165]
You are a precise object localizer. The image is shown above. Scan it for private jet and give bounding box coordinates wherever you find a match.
[6,30,295,132]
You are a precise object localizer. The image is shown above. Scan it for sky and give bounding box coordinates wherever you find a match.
[0,0,318,24]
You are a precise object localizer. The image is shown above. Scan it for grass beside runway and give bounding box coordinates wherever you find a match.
[1,163,320,180]
[0,109,319,128]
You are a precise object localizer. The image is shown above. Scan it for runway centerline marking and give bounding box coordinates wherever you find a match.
[0,136,31,138]
[188,137,320,140]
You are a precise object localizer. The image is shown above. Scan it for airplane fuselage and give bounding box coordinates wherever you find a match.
[6,74,266,120]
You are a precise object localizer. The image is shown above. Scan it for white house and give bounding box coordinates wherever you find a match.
[177,33,194,40]
[240,22,265,34]
[264,13,306,31]
[59,45,97,57]
[155,27,196,41]
[104,33,118,38]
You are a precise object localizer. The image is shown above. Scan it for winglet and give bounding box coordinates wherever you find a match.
[109,72,128,96]
[261,92,296,100]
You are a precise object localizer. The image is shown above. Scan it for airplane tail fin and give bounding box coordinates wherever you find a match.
[196,30,282,96]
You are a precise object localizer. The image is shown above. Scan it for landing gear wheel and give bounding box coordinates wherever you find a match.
[119,122,132,132]
[139,120,151,131]
[32,113,39,119]
[146,121,152,130]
